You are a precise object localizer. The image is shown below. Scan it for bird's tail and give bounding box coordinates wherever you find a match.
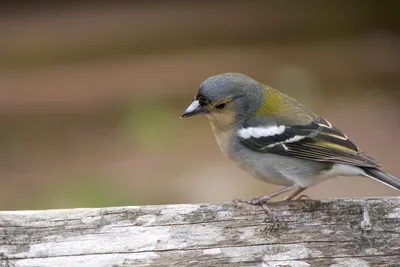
[362,168,400,190]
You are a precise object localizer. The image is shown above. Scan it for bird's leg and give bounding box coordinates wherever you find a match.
[233,184,300,205]
[282,188,307,201]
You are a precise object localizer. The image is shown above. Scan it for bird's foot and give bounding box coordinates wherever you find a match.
[232,197,277,227]
[260,202,277,227]
[283,194,311,201]
[232,185,303,230]
[296,194,311,200]
[232,195,272,205]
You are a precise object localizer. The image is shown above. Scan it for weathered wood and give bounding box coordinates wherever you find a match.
[0,197,399,267]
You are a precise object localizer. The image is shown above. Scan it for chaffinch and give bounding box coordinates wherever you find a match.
[181,73,399,206]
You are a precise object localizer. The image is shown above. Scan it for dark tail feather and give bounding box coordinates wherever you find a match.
[362,168,400,190]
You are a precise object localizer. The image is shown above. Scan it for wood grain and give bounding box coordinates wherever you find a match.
[1,197,399,267]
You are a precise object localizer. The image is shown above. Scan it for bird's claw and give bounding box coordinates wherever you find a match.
[296,194,311,200]
[283,194,311,201]
[232,198,277,229]
[232,196,272,205]
[261,203,276,223]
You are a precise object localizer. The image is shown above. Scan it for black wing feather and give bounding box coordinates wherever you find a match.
[239,117,380,168]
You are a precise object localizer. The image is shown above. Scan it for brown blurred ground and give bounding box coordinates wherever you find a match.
[0,1,399,210]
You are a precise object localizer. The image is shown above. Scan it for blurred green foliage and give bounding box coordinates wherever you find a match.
[44,172,136,209]
[119,101,179,152]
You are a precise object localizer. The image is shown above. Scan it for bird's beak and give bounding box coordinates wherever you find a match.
[180,100,207,118]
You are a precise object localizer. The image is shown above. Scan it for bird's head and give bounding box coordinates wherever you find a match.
[181,73,264,129]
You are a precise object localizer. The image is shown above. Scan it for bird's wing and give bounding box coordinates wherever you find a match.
[237,116,380,168]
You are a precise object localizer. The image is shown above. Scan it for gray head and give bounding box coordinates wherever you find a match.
[181,73,265,128]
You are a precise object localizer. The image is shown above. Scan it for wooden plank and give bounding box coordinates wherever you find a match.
[1,197,399,267]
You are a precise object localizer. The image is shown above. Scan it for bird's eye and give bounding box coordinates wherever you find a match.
[215,103,226,109]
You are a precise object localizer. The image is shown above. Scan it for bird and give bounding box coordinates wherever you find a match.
[180,73,400,207]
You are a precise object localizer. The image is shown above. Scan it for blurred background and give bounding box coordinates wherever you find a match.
[1,1,399,210]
